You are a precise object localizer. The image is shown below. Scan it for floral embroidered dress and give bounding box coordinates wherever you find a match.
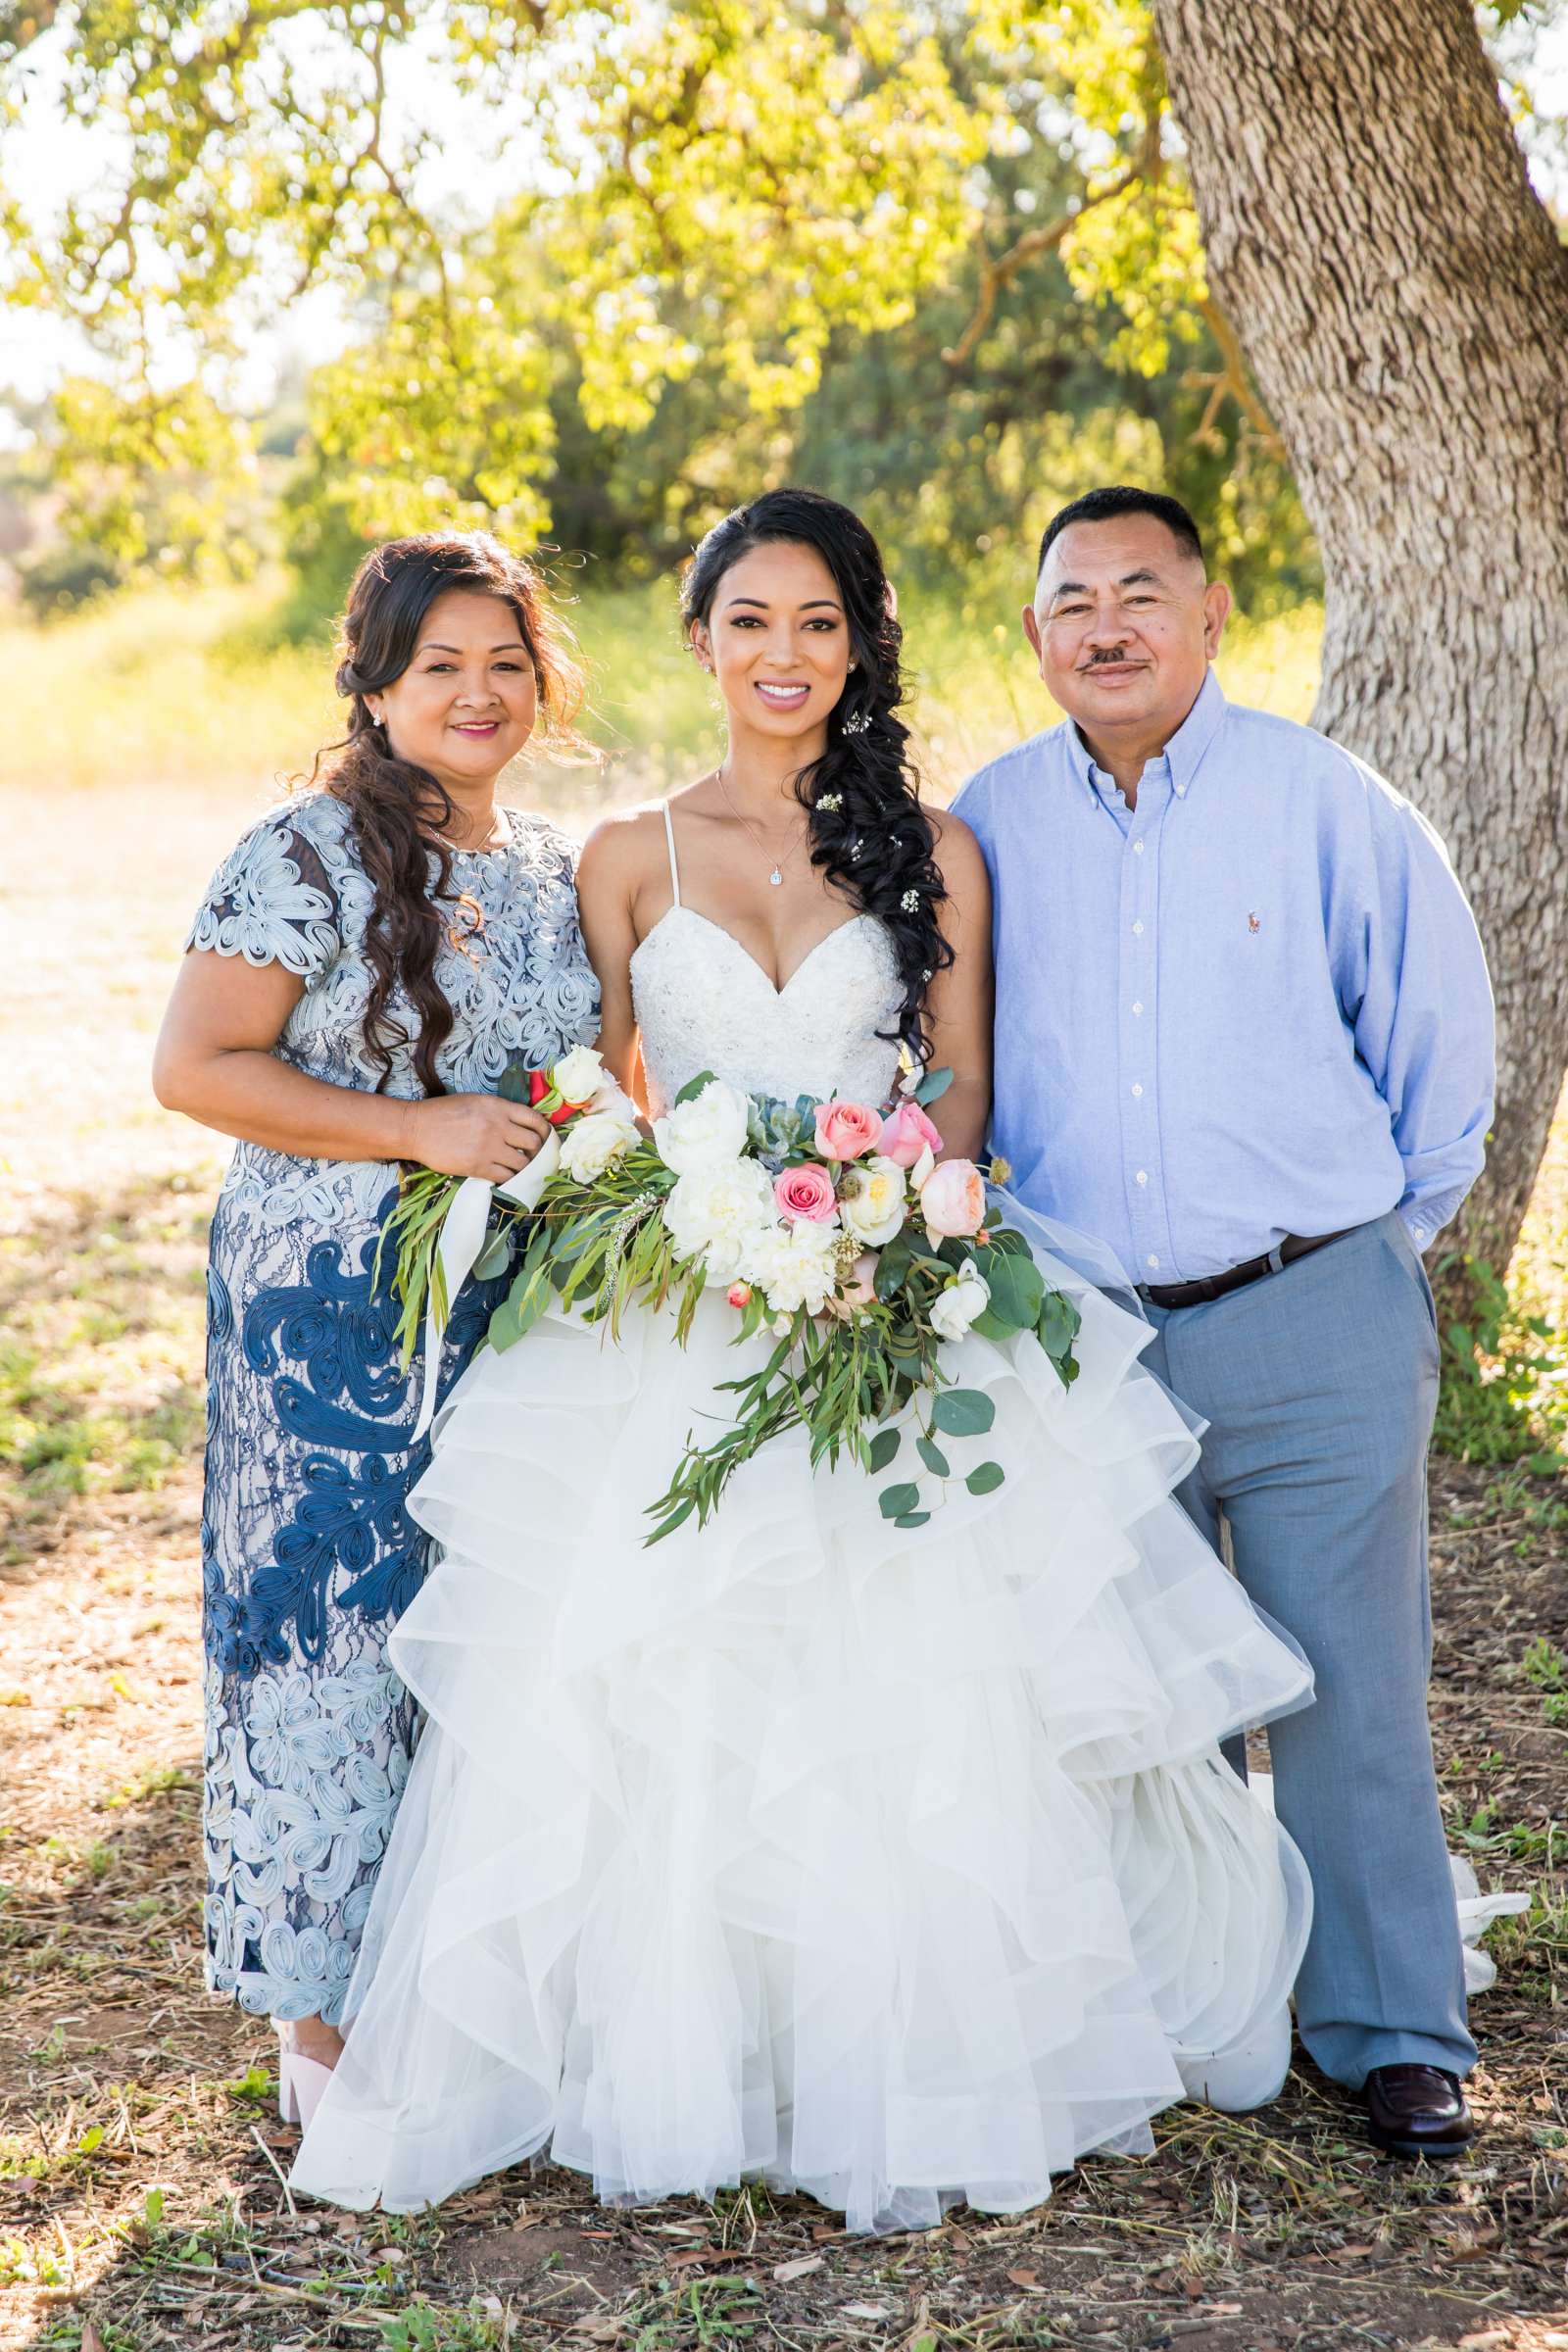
[188,789,599,2026]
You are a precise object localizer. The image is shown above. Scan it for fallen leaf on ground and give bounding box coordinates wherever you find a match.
[774,2254,824,2281]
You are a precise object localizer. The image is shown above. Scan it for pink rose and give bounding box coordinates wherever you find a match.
[879,1099,945,1168]
[773,1163,840,1224]
[918,1157,987,1240]
[813,1099,882,1162]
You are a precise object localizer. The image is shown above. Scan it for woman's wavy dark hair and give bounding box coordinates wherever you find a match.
[681,488,952,1060]
[313,531,586,1097]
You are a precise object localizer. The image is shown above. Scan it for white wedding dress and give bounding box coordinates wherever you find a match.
[290,836,1316,2231]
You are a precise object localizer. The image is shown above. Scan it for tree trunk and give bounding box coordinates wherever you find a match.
[1150,0,1568,1271]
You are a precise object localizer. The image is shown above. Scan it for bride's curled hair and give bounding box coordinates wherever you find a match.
[681,488,953,1061]
[317,532,585,1097]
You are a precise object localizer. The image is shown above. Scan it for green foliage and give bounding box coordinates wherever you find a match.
[1433,1254,1567,1469]
[3,0,1320,601]
[381,2300,511,2352]
[16,538,123,618]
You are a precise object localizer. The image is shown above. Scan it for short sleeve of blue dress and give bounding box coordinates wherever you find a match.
[192,793,599,2025]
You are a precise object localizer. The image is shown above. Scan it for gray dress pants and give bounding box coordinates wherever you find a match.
[1140,1212,1474,2088]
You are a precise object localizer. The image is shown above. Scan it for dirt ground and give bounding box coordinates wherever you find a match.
[2,773,1565,2352]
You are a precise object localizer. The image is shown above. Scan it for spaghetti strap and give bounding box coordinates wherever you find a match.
[662,801,682,908]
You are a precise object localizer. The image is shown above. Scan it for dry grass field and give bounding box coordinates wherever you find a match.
[0,586,1564,2352]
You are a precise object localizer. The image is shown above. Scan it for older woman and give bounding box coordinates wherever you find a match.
[154,532,599,2120]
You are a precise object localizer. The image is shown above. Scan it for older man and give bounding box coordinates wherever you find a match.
[953,484,1494,2158]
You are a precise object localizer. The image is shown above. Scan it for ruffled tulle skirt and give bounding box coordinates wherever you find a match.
[289,1236,1313,2229]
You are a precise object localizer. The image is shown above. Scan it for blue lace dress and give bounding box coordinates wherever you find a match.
[188,790,599,2025]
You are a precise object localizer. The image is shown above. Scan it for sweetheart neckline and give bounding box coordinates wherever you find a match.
[629,904,883,1001]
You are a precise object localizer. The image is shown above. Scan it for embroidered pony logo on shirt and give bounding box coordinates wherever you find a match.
[1249,912,1261,934]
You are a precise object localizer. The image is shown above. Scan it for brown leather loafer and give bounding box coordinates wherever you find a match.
[1364,2064,1475,2159]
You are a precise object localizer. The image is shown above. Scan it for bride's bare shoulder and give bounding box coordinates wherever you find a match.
[577,801,672,901]
[920,802,987,883]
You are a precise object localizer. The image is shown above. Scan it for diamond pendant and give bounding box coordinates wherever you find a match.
[769,866,783,887]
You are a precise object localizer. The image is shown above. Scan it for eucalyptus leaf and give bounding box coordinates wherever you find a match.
[965,1461,1005,1495]
[915,1434,950,1478]
[873,1232,914,1302]
[879,1481,921,1520]
[893,1510,932,1529]
[488,1273,550,1354]
[968,1307,1015,1342]
[471,1228,514,1283]
[913,1065,955,1106]
[1038,1289,1084,1363]
[931,1386,996,1438]
[982,1250,1045,1331]
[496,1054,532,1104]
[867,1427,902,1472]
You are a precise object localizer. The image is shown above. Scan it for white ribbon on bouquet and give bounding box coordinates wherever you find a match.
[411,1128,561,1443]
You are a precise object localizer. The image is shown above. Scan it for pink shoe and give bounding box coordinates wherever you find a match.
[273,2025,337,2131]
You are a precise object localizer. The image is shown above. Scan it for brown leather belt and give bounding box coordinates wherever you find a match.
[1136,1227,1355,1312]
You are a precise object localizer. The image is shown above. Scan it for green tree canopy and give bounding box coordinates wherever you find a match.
[0,0,1550,601]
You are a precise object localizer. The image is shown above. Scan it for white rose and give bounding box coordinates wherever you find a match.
[551,1044,607,1103]
[742,1218,839,1315]
[929,1265,990,1343]
[559,1109,641,1184]
[654,1079,754,1174]
[662,1158,775,1273]
[838,1153,909,1250]
[588,1077,640,1123]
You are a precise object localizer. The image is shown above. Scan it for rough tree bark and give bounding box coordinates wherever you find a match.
[1150,0,1568,1270]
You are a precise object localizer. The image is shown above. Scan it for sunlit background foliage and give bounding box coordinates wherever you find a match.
[0,0,1385,628]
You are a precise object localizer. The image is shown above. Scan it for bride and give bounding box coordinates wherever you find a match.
[289,489,1314,2231]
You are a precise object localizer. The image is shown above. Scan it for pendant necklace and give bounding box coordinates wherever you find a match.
[715,767,809,887]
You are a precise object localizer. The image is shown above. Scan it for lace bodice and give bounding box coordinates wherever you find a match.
[630,805,904,1113]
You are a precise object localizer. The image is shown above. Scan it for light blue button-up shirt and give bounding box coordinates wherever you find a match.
[952,669,1494,1286]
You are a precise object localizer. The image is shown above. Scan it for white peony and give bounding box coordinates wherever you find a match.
[552,1044,607,1104]
[929,1265,991,1343]
[742,1217,840,1316]
[838,1153,909,1250]
[653,1079,754,1175]
[559,1108,641,1185]
[662,1157,775,1279]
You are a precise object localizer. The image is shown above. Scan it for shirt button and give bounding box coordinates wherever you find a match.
[1132,1002,1144,1015]
[1132,921,1144,936]
[1146,1255,1160,1270]
[1131,1083,1144,1098]
[1133,840,1145,855]
[1136,1170,1149,1186]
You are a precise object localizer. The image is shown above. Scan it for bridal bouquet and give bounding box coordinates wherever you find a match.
[383,1049,1081,1544]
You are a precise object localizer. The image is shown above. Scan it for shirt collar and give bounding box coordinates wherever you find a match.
[1063,666,1228,803]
